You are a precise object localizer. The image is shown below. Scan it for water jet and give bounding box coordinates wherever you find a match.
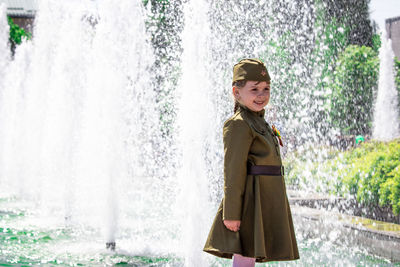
[373,31,400,141]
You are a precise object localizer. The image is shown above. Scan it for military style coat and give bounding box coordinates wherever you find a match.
[203,104,300,262]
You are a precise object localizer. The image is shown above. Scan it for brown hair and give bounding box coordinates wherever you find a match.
[232,80,247,113]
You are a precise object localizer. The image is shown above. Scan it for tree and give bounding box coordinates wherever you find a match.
[330,45,379,135]
[321,0,374,47]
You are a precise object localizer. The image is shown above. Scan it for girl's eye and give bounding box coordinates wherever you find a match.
[264,87,270,91]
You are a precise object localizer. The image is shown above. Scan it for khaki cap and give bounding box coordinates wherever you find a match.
[232,58,271,83]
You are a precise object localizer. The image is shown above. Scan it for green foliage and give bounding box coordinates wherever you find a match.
[371,34,381,53]
[284,139,400,215]
[316,0,373,47]
[329,45,379,135]
[395,58,400,106]
[312,14,349,80]
[7,16,31,45]
[310,15,349,137]
[305,0,377,137]
[339,140,400,214]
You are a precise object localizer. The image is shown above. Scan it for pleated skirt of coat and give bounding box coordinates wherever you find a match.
[203,174,300,262]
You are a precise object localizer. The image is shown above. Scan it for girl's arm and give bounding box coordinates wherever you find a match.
[222,118,253,223]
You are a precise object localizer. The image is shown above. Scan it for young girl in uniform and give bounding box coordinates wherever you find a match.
[203,59,299,266]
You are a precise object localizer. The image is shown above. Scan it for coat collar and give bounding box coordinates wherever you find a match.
[238,104,265,118]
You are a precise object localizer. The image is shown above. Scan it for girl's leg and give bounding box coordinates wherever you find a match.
[232,254,256,267]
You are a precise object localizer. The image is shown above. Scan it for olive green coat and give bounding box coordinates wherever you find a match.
[203,105,299,262]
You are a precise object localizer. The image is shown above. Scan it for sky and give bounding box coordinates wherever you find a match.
[369,0,400,32]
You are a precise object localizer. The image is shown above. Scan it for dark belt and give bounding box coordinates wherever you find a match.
[247,165,284,176]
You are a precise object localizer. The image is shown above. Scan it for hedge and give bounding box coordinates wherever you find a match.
[284,139,400,215]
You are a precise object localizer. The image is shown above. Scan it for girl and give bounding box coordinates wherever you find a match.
[203,59,299,266]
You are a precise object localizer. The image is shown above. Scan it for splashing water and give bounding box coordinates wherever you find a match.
[0,0,399,266]
[174,0,214,265]
[0,3,9,72]
[373,32,400,141]
[0,0,171,255]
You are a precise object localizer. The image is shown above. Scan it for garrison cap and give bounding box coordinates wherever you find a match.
[232,58,271,84]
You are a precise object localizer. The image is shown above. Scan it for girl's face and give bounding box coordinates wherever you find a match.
[233,80,270,112]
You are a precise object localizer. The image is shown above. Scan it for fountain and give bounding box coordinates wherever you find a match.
[0,0,399,266]
[174,0,214,265]
[0,0,167,256]
[373,32,400,141]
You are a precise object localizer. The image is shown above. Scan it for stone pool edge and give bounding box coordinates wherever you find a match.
[290,204,400,263]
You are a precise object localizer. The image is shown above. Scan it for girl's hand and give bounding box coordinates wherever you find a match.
[223,220,241,232]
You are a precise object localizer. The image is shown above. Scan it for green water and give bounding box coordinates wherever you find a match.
[1,196,399,267]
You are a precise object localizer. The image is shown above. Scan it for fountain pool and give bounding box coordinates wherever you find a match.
[0,194,397,266]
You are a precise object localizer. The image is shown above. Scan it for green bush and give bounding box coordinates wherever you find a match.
[329,45,379,135]
[7,16,31,46]
[339,140,400,214]
[284,139,400,215]
[371,33,381,54]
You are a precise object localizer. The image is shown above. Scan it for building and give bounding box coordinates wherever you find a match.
[0,0,36,33]
[386,16,400,60]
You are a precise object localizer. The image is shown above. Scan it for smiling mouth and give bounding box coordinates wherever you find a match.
[254,101,265,105]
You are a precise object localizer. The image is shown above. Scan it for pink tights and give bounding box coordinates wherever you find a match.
[233,254,256,267]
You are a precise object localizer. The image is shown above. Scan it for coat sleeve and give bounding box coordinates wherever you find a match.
[222,118,253,221]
